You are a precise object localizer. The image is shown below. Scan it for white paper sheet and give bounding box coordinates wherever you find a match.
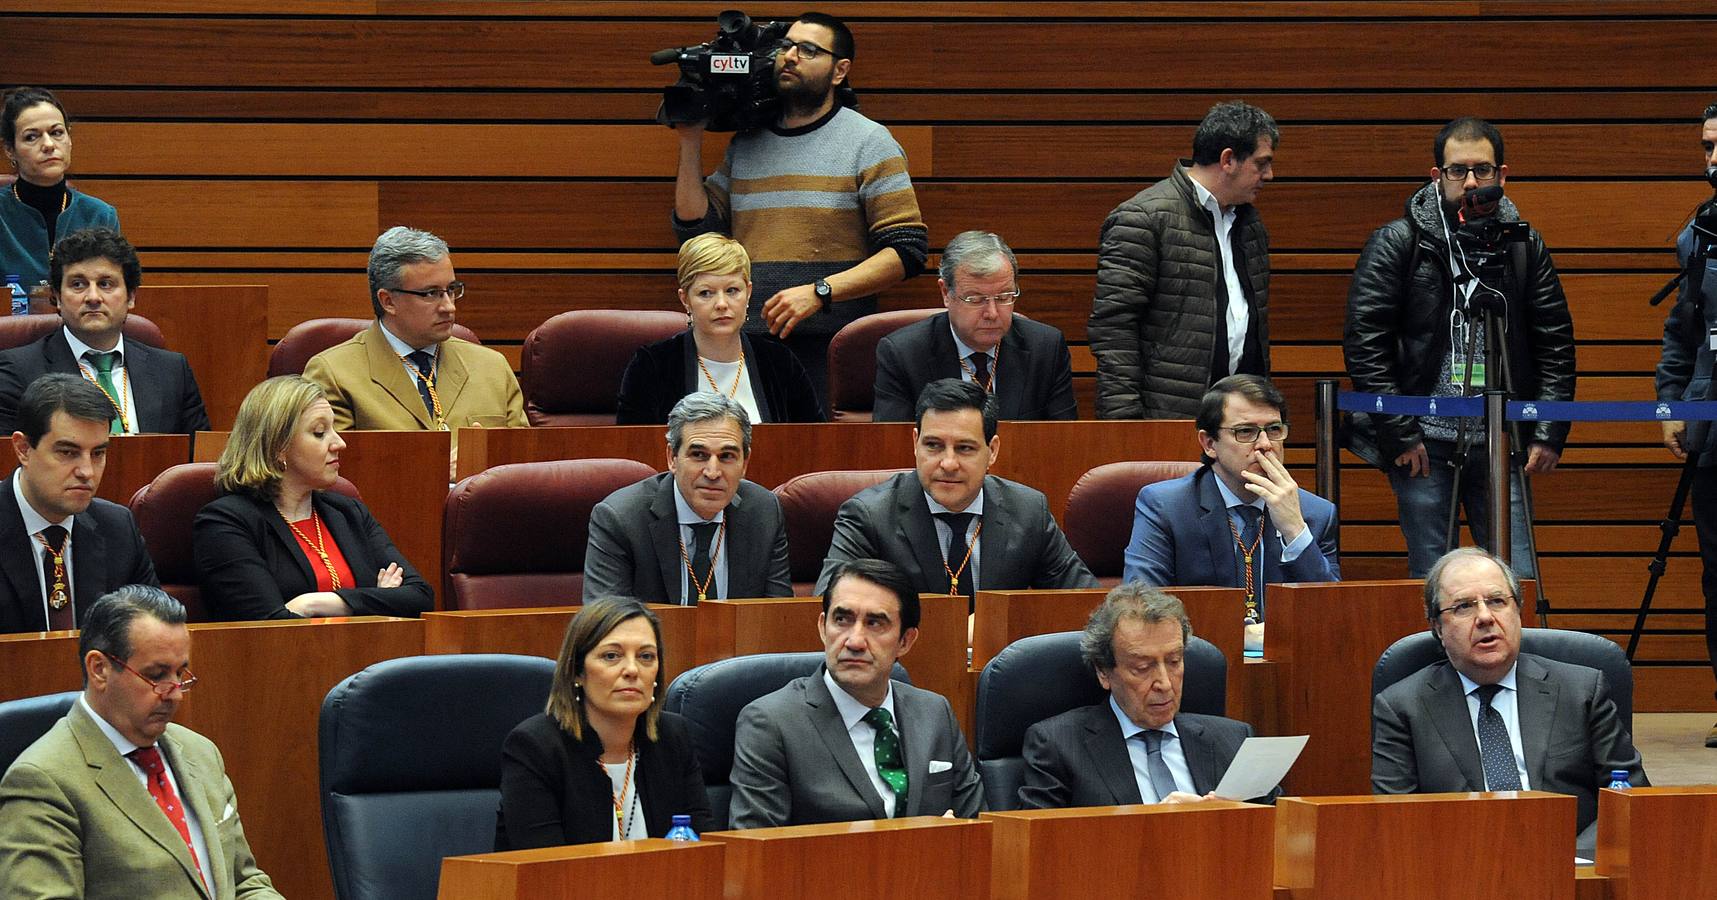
[1211,735,1309,801]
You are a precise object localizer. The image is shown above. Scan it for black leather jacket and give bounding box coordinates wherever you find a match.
[1343,182,1576,466]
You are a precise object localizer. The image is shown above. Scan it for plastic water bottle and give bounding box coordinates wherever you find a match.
[5,276,25,317]
[664,814,699,842]
[1607,770,1631,791]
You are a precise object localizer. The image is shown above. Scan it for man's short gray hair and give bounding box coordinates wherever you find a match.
[1080,582,1193,674]
[666,393,752,456]
[367,226,449,318]
[937,230,1018,288]
[1422,546,1521,622]
[78,585,186,687]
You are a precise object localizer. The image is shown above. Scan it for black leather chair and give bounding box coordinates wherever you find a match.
[974,631,1228,812]
[1372,628,1635,725]
[663,651,911,830]
[0,690,79,773]
[318,654,555,900]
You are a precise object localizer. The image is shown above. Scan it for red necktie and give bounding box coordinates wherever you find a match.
[129,746,207,891]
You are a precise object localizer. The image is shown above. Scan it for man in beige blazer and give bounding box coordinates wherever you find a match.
[0,586,281,899]
[304,226,527,477]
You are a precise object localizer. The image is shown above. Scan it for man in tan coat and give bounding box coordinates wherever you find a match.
[0,586,281,899]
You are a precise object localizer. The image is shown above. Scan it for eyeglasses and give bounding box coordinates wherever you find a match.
[775,38,835,60]
[954,290,1021,307]
[1435,595,1514,620]
[389,282,465,302]
[1440,163,1498,182]
[1216,422,1288,443]
[106,653,197,697]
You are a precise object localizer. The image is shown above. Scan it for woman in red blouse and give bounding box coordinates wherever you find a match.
[193,375,432,620]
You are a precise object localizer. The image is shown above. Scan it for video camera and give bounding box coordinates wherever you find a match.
[651,10,788,133]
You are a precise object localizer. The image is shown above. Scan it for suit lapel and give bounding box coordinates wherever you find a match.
[42,329,79,375]
[1082,706,1144,805]
[69,511,107,628]
[974,476,1023,589]
[436,339,472,418]
[1424,664,1486,790]
[122,341,166,434]
[737,334,775,422]
[314,494,369,579]
[1195,468,1235,585]
[71,706,209,897]
[161,736,221,900]
[0,479,45,631]
[806,674,888,820]
[1515,655,1559,789]
[993,325,1031,420]
[894,478,949,594]
[363,323,433,428]
[647,476,686,604]
[895,687,934,817]
[926,317,965,383]
[1175,716,1218,795]
[261,495,319,588]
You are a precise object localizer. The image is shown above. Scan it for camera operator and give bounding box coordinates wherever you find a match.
[1344,117,1575,579]
[670,11,928,407]
[1654,101,1717,748]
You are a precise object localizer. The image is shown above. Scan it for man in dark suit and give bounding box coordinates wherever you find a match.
[584,393,791,604]
[729,558,982,828]
[817,378,1097,613]
[1123,374,1338,652]
[0,228,210,436]
[1373,547,1647,852]
[873,230,1077,422]
[1020,584,1277,808]
[0,586,281,898]
[0,374,158,634]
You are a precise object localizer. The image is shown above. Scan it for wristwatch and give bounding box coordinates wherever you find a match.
[813,278,833,312]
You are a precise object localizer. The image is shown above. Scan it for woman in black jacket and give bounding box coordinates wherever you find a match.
[193,375,432,620]
[616,233,823,424]
[496,597,714,848]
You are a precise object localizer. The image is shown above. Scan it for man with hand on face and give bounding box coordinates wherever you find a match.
[1020,585,1278,809]
[1345,117,1574,579]
[0,374,157,634]
[1123,375,1338,652]
[817,378,1097,611]
[1373,548,1647,853]
[0,228,210,436]
[873,230,1077,422]
[729,558,982,828]
[0,586,282,898]
[672,11,928,407]
[583,393,791,604]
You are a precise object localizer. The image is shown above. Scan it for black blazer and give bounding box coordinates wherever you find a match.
[1018,703,1276,808]
[495,710,715,850]
[0,329,211,435]
[192,489,432,621]
[873,312,1077,422]
[0,475,159,634]
[615,330,824,424]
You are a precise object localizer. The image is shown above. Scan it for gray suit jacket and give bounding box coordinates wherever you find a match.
[1019,702,1273,808]
[1373,653,1647,842]
[728,669,983,828]
[583,472,791,604]
[0,701,281,900]
[814,473,1097,597]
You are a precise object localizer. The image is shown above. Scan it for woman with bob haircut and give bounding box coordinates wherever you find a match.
[1,87,121,286]
[495,597,713,848]
[193,375,432,620]
[616,232,822,424]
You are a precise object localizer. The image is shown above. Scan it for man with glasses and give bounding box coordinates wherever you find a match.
[304,226,527,478]
[1373,547,1646,853]
[671,11,928,408]
[0,585,283,898]
[1123,375,1337,652]
[0,373,158,634]
[1345,117,1574,579]
[873,230,1077,421]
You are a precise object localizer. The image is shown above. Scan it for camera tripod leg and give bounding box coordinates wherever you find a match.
[1627,452,1701,661]
[1442,317,1486,557]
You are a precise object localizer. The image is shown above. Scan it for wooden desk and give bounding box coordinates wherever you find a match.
[1275,792,1576,900]
[438,839,724,900]
[456,419,1197,520]
[0,433,191,506]
[703,816,990,900]
[422,604,698,686]
[1597,786,1717,900]
[198,429,451,607]
[0,629,82,702]
[137,284,268,430]
[985,801,1275,900]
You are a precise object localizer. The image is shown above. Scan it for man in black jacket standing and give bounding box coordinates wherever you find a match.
[1344,117,1575,579]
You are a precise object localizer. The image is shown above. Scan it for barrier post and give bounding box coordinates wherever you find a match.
[1486,390,1509,567]
[1315,379,1340,551]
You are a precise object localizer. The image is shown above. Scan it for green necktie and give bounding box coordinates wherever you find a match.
[862,706,908,812]
[85,351,123,434]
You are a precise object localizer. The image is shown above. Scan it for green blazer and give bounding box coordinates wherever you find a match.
[0,700,281,900]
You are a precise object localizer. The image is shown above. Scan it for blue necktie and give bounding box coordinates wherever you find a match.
[1141,730,1180,801]
[1473,684,1522,791]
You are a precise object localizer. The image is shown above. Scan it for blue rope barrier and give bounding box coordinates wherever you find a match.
[1337,391,1717,422]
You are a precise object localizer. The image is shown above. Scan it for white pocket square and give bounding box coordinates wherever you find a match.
[927,760,953,774]
[220,803,235,822]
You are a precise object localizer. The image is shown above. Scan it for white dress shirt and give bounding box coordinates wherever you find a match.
[924,489,984,593]
[671,485,729,604]
[1188,178,1249,375]
[948,323,998,395]
[14,474,75,626]
[823,669,902,818]
[1456,664,1532,790]
[79,695,212,874]
[64,327,138,434]
[1108,694,1195,802]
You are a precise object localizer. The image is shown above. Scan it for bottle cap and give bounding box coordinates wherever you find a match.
[671,814,692,826]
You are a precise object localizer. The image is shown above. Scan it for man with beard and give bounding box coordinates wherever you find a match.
[1344,117,1574,579]
[671,11,928,408]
